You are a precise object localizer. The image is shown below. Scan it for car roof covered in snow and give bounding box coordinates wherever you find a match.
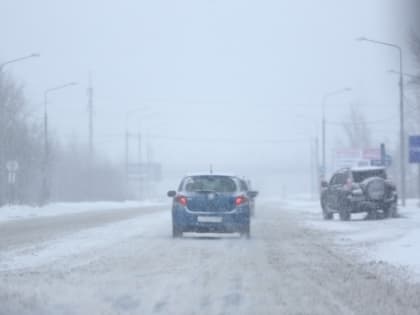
[350,166,386,172]
[184,172,237,177]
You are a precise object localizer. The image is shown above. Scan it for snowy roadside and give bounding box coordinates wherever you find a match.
[0,200,169,223]
[0,210,169,272]
[282,196,420,281]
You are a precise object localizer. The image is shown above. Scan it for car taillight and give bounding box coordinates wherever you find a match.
[235,196,248,206]
[345,178,353,190]
[175,196,188,206]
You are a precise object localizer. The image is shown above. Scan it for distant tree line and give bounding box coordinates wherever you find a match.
[0,72,125,206]
[0,72,44,205]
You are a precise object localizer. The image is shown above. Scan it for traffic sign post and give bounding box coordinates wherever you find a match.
[5,160,19,205]
[409,136,420,163]
[409,135,420,204]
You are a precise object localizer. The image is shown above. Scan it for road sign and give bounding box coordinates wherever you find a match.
[8,172,16,184]
[371,154,392,167]
[6,160,19,172]
[362,148,381,160]
[409,135,420,163]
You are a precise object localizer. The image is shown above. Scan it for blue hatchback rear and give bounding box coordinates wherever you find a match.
[167,174,255,238]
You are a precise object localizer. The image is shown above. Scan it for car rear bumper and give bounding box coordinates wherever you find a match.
[172,205,250,233]
[348,196,397,213]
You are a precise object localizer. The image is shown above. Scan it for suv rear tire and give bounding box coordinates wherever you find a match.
[367,209,378,220]
[172,224,183,238]
[339,207,351,221]
[384,203,398,218]
[241,224,251,239]
[321,200,333,220]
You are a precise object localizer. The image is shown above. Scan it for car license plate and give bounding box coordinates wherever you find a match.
[197,216,222,223]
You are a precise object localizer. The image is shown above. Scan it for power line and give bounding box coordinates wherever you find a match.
[90,132,312,144]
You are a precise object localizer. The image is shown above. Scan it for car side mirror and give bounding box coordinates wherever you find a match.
[321,180,328,188]
[248,191,258,198]
[167,190,176,197]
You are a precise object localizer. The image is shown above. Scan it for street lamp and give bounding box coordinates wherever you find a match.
[321,87,352,179]
[388,69,418,80]
[41,82,78,204]
[0,53,40,71]
[389,69,420,202]
[358,36,406,206]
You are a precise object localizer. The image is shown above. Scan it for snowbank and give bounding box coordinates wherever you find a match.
[0,200,168,223]
[284,197,420,281]
[0,211,169,272]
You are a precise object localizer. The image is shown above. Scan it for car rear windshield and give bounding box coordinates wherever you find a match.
[352,170,387,183]
[182,176,237,193]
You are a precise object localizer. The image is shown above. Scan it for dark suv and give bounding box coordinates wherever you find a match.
[320,167,398,221]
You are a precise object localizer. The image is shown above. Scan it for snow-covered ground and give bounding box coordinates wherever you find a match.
[283,196,420,281]
[0,211,169,272]
[1,199,420,315]
[0,200,167,223]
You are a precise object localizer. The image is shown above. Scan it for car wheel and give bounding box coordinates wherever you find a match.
[321,199,334,220]
[367,209,378,220]
[339,206,351,221]
[241,224,251,239]
[384,203,398,218]
[172,224,183,238]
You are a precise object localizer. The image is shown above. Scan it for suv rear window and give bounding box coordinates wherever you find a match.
[182,176,237,193]
[352,169,387,183]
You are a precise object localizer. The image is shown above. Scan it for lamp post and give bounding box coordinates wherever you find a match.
[358,37,406,206]
[41,82,78,205]
[321,88,352,179]
[0,53,40,72]
[389,69,420,203]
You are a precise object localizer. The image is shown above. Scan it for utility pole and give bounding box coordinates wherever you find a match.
[41,82,77,205]
[389,70,419,203]
[138,133,142,165]
[138,133,143,200]
[310,137,321,199]
[315,136,320,194]
[125,130,129,199]
[358,37,406,206]
[87,73,94,163]
[86,74,94,200]
[399,53,406,206]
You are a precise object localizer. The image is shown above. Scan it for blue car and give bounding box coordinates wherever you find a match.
[167,174,257,238]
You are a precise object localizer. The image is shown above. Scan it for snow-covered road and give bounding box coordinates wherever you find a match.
[1,201,420,315]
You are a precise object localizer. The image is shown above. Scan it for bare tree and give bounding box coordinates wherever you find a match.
[0,72,44,205]
[0,71,128,205]
[342,106,372,149]
[51,139,126,202]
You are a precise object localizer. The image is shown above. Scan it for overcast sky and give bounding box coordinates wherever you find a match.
[0,0,412,188]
